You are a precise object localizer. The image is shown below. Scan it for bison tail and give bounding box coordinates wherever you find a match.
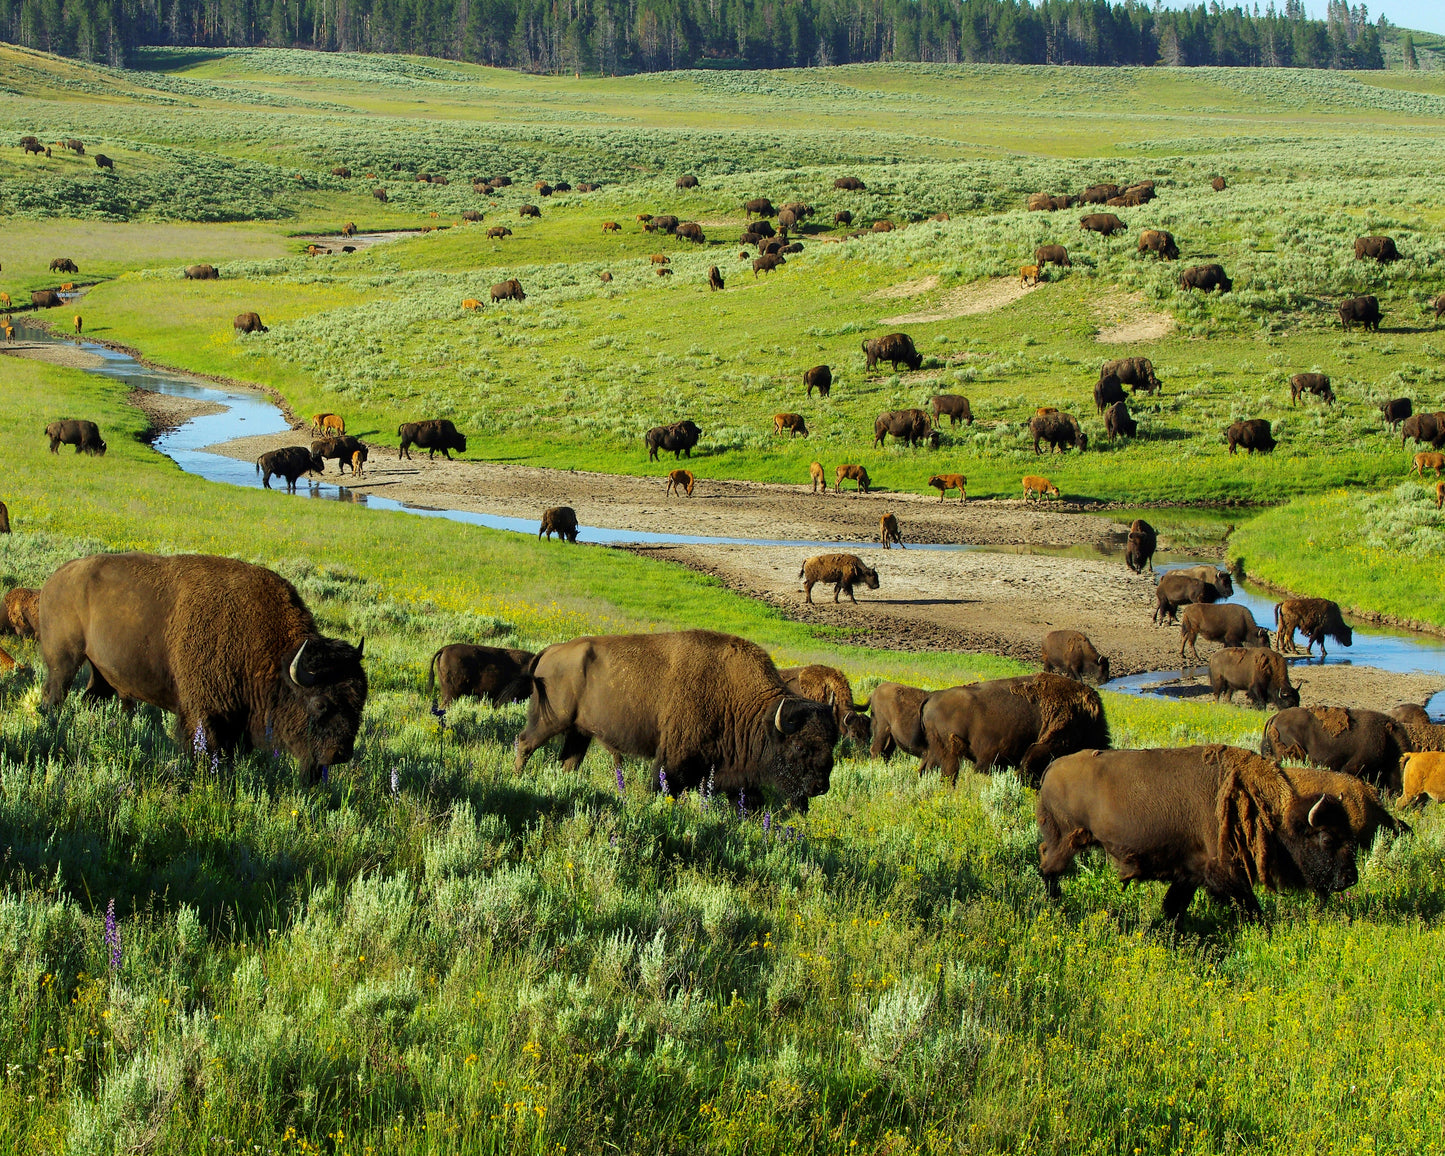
[426,647,444,698]
[1273,602,1282,628]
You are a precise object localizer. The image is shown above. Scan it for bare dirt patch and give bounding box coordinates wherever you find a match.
[1,339,105,370]
[1093,289,1175,344]
[880,277,1039,325]
[291,230,426,253]
[129,388,224,437]
[869,275,940,300]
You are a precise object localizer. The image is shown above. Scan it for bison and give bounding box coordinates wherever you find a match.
[398,419,467,461]
[778,664,871,744]
[1037,745,1358,923]
[0,501,8,535]
[1413,452,1445,478]
[1098,356,1160,397]
[921,672,1108,786]
[538,506,579,542]
[1079,213,1126,236]
[46,419,106,456]
[1339,296,1381,332]
[1180,603,1270,670]
[1080,183,1120,204]
[1125,519,1157,573]
[1381,398,1412,432]
[752,254,786,277]
[874,409,938,449]
[1022,475,1060,501]
[512,630,837,810]
[94,154,113,171]
[310,412,345,435]
[1401,411,1445,449]
[1274,598,1352,658]
[861,333,921,373]
[518,205,541,219]
[40,553,366,784]
[665,469,695,497]
[1042,630,1109,684]
[233,312,268,334]
[675,174,698,189]
[928,473,966,502]
[1354,236,1399,263]
[183,264,218,280]
[1211,176,1227,191]
[428,644,534,709]
[373,187,387,202]
[491,278,526,303]
[931,394,972,427]
[487,226,513,240]
[833,209,854,227]
[774,413,809,439]
[804,365,832,398]
[1153,570,1229,626]
[645,420,702,461]
[799,554,879,604]
[257,446,323,492]
[1209,648,1299,710]
[1029,411,1086,455]
[312,436,366,473]
[1137,229,1179,259]
[1180,264,1232,293]
[1036,244,1071,268]
[866,682,930,760]
[2,588,40,638]
[49,258,78,274]
[1104,401,1137,440]
[1290,373,1334,405]
[708,265,724,291]
[461,210,483,223]
[31,290,63,308]
[1225,418,1275,455]
[835,464,870,495]
[834,177,865,191]
[879,513,904,549]
[676,222,705,243]
[744,198,775,219]
[809,461,826,495]
[1262,706,1410,793]
[1401,753,1445,808]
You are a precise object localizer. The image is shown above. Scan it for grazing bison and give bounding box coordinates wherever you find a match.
[1180,603,1270,670]
[94,154,113,170]
[675,174,698,189]
[665,469,695,497]
[1401,411,1445,448]
[1381,397,1412,432]
[865,682,930,760]
[0,501,8,535]
[708,265,724,291]
[311,412,346,435]
[809,461,826,495]
[744,198,775,219]
[871,220,894,233]
[184,264,218,280]
[922,673,1108,785]
[1104,401,1137,440]
[928,473,966,502]
[931,394,972,427]
[745,220,776,241]
[1402,753,1445,808]
[1412,451,1445,478]
[1037,745,1358,922]
[1042,630,1110,684]
[487,226,512,239]
[461,210,483,223]
[233,312,267,334]
[1079,213,1126,236]
[645,420,702,461]
[49,258,78,274]
[752,254,786,277]
[312,436,366,473]
[1098,356,1160,396]
[1275,598,1352,658]
[515,629,837,809]
[428,644,534,709]
[1080,183,1120,204]
[874,409,939,449]
[341,222,356,236]
[1022,475,1060,501]
[835,464,870,495]
[518,204,540,218]
[676,222,705,243]
[777,208,799,231]
[31,290,63,308]
[46,419,106,456]
[538,506,579,542]
[1290,373,1334,405]
[804,365,832,398]
[598,271,612,283]
[774,413,809,439]
[2,588,40,638]
[1354,236,1400,263]
[861,332,922,373]
[1180,264,1232,292]
[373,188,387,202]
[1029,411,1087,454]
[1339,296,1380,332]
[879,513,904,549]
[602,221,620,233]
[1225,418,1275,455]
[1172,565,1234,593]
[40,553,366,783]
[1137,229,1179,259]
[799,554,879,604]
[491,278,526,303]
[1209,648,1299,710]
[257,447,323,492]
[834,176,865,191]
[1020,264,1040,286]
[1036,244,1072,268]
[778,664,871,743]
[1262,706,1410,792]
[1153,570,1229,626]
[833,210,854,227]
[648,216,678,234]
[1027,192,1055,211]
[398,419,467,461]
[1212,176,1227,191]
[1094,377,1125,414]
[1126,519,1156,573]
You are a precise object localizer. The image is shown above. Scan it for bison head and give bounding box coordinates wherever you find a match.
[269,636,368,783]
[1279,794,1358,897]
[767,697,837,808]
[1334,620,1354,647]
[856,563,881,591]
[308,451,325,473]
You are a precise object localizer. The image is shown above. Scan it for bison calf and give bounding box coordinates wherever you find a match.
[928,474,966,502]
[665,470,695,497]
[799,554,879,604]
[428,644,535,709]
[539,506,579,542]
[879,514,904,549]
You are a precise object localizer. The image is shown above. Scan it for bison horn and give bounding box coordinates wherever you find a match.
[1308,794,1326,827]
[355,637,365,659]
[289,639,317,688]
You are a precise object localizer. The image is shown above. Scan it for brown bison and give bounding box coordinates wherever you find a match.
[665,469,695,497]
[649,215,680,234]
[461,210,483,223]
[1098,356,1160,397]
[1354,236,1399,263]
[257,446,323,492]
[398,419,467,461]
[861,332,921,373]
[834,177,865,191]
[312,436,367,473]
[1211,176,1227,191]
[1126,519,1156,573]
[804,365,832,398]
[777,208,799,231]
[1042,630,1109,684]
[518,204,541,218]
[1079,213,1126,236]
[879,513,904,549]
[0,501,9,535]
[1380,398,1412,432]
[1434,294,1445,322]
[1413,452,1445,478]
[1401,753,1445,808]
[676,222,705,243]
[1094,377,1126,413]
[1401,411,1445,448]
[513,630,837,809]
[93,154,113,170]
[928,473,966,502]
[233,312,268,334]
[1079,183,1120,204]
[1275,598,1352,657]
[310,412,346,435]
[1137,229,1179,259]
[428,644,534,709]
[744,198,775,219]
[491,278,526,303]
[1290,373,1334,405]
[774,413,809,439]
[1029,411,1086,455]
[874,409,938,449]
[1153,570,1230,626]
[47,257,77,274]
[1037,745,1358,923]
[602,221,621,233]
[1209,648,1299,710]
[372,187,387,202]
[752,254,786,277]
[799,554,879,604]
[778,664,870,744]
[46,419,106,456]
[1339,296,1381,331]
[931,394,972,427]
[1226,418,1275,455]
[833,210,853,227]
[1181,264,1232,292]
[1180,603,1270,670]
[809,461,826,495]
[539,506,579,542]
[922,672,1108,785]
[183,264,218,280]
[40,553,366,783]
[31,290,64,308]
[487,226,512,239]
[675,174,698,189]
[645,420,702,461]
[871,220,894,233]
[835,464,870,495]
[2,588,40,638]
[1262,706,1410,792]
[1104,401,1137,440]
[1022,475,1060,501]
[1035,244,1071,268]
[865,682,930,760]
[708,265,724,291]
[341,222,356,235]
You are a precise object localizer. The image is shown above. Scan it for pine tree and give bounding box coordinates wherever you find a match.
[1403,32,1417,70]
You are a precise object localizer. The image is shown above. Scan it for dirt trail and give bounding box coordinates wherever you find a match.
[879,276,1040,325]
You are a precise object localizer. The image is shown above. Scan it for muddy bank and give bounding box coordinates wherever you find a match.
[129,389,226,439]
[1,339,106,370]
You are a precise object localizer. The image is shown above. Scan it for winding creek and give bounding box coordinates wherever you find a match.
[14,318,1445,715]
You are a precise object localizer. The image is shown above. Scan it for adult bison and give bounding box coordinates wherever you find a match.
[94,154,113,171]
[49,258,78,274]
[1261,706,1409,792]
[1036,244,1071,268]
[184,264,218,280]
[804,365,832,398]
[31,290,63,308]
[428,643,534,709]
[1098,356,1160,396]
[491,278,526,303]
[799,554,879,604]
[834,177,865,191]
[873,409,938,449]
[40,553,366,783]
[1275,598,1352,657]
[861,332,921,373]
[1339,296,1380,332]
[1126,519,1157,574]
[46,420,106,456]
[1137,229,1179,259]
[865,682,930,760]
[518,205,541,219]
[1401,411,1445,449]
[931,394,972,427]
[675,174,698,189]
[0,502,9,536]
[539,506,579,542]
[1290,373,1334,405]
[921,672,1108,786]
[312,436,367,473]
[1042,630,1109,684]
[233,312,268,334]
[778,664,871,744]
[1209,648,1299,710]
[461,210,483,223]
[1079,183,1119,205]
[645,420,702,461]
[372,188,387,202]
[398,419,467,460]
[487,226,512,240]
[833,210,853,227]
[1153,570,1229,625]
[1211,176,1227,191]
[1180,264,1232,292]
[1225,418,1275,455]
[1354,236,1399,263]
[744,198,775,219]
[1380,398,1412,432]
[257,446,323,492]
[676,222,704,243]
[752,254,786,277]
[1093,377,1126,414]
[1180,603,1270,670]
[1029,411,1087,454]
[708,266,724,291]
[1104,401,1137,440]
[513,630,837,810]
[1036,745,1358,923]
[1079,213,1126,236]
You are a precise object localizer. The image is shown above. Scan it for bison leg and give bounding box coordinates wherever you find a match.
[1161,882,1199,923]
[558,728,593,773]
[82,664,119,704]
[1037,822,1092,892]
[802,581,814,604]
[870,727,894,761]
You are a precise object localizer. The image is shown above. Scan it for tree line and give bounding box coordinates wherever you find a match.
[0,0,1388,74]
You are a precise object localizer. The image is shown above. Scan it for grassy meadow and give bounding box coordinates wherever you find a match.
[5,45,1445,1153]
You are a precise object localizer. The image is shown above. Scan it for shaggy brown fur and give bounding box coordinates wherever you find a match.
[1274,598,1352,657]
[538,506,579,542]
[0,501,9,535]
[778,664,871,742]
[2,588,40,638]
[861,332,921,372]
[428,644,535,709]
[490,278,526,303]
[799,554,880,604]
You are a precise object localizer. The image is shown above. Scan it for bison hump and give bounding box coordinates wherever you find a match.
[1312,706,1354,738]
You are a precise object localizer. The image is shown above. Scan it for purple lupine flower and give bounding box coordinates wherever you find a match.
[785,825,796,840]
[319,766,329,784]
[658,768,669,796]
[615,763,626,795]
[762,812,771,833]
[104,899,120,969]
[192,722,206,756]
[390,765,400,797]
[210,752,219,774]
[737,790,747,819]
